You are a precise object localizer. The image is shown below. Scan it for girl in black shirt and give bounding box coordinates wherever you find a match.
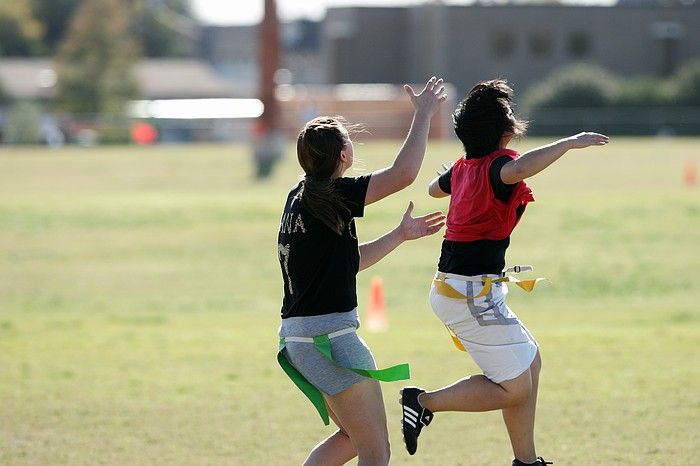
[278,77,447,465]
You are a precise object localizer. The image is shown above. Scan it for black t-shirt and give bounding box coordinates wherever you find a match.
[278,175,371,319]
[437,156,520,275]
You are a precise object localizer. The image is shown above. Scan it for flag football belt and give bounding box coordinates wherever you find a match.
[277,327,410,425]
[432,265,546,352]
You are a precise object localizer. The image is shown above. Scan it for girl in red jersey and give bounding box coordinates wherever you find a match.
[399,79,608,466]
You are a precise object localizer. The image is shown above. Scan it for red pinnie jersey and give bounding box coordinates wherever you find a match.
[445,149,534,242]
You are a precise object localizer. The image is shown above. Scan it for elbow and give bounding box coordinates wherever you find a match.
[428,179,446,198]
[395,167,416,190]
[404,172,418,188]
[502,162,526,185]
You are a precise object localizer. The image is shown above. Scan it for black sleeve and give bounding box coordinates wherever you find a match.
[489,156,515,202]
[438,167,453,194]
[336,174,372,218]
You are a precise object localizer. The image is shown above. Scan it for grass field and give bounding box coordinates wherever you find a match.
[0,137,698,465]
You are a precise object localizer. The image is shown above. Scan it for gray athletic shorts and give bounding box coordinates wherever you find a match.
[279,308,377,396]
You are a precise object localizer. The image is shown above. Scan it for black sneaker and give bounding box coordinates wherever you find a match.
[512,457,552,466]
[400,386,433,455]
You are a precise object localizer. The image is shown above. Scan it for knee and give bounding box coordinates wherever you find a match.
[356,438,391,464]
[502,373,533,406]
[357,441,390,465]
[507,383,532,406]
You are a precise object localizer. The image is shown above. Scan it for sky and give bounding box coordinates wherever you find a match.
[191,1,425,25]
[191,0,616,26]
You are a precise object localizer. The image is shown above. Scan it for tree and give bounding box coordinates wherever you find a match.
[55,0,140,116]
[30,0,81,54]
[131,0,194,57]
[0,1,44,56]
[0,80,11,106]
[674,59,700,106]
[522,64,620,111]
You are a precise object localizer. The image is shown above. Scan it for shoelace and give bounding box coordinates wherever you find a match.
[538,458,553,465]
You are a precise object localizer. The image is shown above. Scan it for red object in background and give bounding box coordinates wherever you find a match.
[684,161,697,187]
[251,119,269,138]
[366,276,388,332]
[131,122,158,145]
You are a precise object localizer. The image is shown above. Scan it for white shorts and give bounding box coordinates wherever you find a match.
[429,272,538,384]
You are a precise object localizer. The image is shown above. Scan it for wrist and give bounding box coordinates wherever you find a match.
[393,224,407,243]
[561,137,576,151]
[413,109,433,121]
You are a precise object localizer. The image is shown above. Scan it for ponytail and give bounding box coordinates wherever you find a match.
[299,177,351,235]
[296,117,354,235]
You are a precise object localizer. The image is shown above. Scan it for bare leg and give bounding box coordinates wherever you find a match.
[303,403,357,466]
[419,366,532,413]
[417,352,542,464]
[502,351,542,464]
[308,379,390,466]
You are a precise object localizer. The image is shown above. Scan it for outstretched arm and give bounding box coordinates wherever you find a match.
[359,202,445,271]
[500,132,609,185]
[364,77,448,206]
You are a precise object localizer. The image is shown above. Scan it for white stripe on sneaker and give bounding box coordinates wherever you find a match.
[403,410,418,424]
[403,405,419,417]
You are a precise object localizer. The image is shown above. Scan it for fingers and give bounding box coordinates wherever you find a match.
[428,77,443,92]
[403,84,416,98]
[405,76,449,112]
[583,132,609,146]
[593,133,610,144]
[402,207,445,240]
[422,76,437,93]
[419,211,446,230]
[418,76,446,95]
[571,132,610,149]
[419,211,445,221]
[425,221,445,236]
[436,161,453,175]
[404,200,415,216]
[427,78,446,97]
[423,214,446,236]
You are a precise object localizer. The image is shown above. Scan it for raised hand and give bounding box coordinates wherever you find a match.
[566,132,610,149]
[399,201,446,241]
[404,76,448,118]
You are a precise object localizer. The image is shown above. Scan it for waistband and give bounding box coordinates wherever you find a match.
[279,308,359,338]
[435,265,534,282]
[283,327,356,343]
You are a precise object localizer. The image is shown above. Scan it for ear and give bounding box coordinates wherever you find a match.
[339,149,348,164]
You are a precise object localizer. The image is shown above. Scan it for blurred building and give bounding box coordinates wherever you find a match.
[323,3,700,94]
[196,3,700,96]
[3,2,699,144]
[199,18,324,87]
[0,58,252,143]
[0,58,244,101]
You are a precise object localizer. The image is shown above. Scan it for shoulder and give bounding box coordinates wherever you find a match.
[285,181,303,199]
[334,174,371,191]
[494,148,520,161]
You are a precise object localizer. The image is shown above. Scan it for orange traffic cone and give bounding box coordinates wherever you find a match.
[365,276,388,332]
[684,161,697,187]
